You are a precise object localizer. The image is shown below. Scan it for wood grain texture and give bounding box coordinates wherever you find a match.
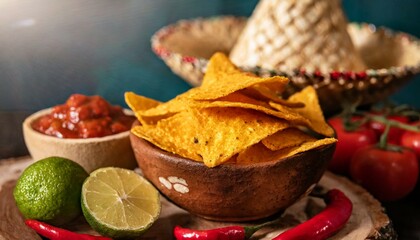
[0,157,396,240]
[0,181,41,240]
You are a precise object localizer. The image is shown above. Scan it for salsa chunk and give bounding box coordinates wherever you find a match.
[32,94,135,138]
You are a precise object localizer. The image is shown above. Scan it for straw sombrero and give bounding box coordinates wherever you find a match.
[230,0,366,72]
[151,3,420,115]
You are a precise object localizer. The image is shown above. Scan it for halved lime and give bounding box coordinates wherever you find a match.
[81,167,161,239]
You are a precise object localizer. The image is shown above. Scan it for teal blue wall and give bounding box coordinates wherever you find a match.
[0,0,419,111]
[343,0,420,106]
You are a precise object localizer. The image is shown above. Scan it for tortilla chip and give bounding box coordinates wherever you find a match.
[215,92,271,108]
[141,90,270,118]
[237,138,337,165]
[128,53,336,168]
[131,112,203,162]
[262,128,317,151]
[280,138,337,158]
[269,86,334,137]
[125,92,162,112]
[195,108,290,167]
[192,98,311,126]
[133,107,290,167]
[236,142,279,164]
[185,52,289,101]
[240,85,305,108]
[124,92,166,125]
[286,86,335,137]
[140,94,189,118]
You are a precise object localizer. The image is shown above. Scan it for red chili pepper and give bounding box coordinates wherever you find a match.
[174,225,245,240]
[25,219,112,240]
[174,218,278,240]
[272,189,353,240]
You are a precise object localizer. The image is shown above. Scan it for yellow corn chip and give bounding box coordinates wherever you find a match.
[194,107,290,167]
[185,52,289,101]
[131,112,203,162]
[237,138,337,165]
[216,92,271,108]
[286,86,335,137]
[240,85,305,108]
[124,92,161,112]
[268,87,334,137]
[279,138,337,158]
[192,96,311,126]
[262,128,317,151]
[133,107,290,167]
[128,53,336,168]
[140,95,188,117]
[235,143,278,164]
[141,91,268,118]
[124,92,166,125]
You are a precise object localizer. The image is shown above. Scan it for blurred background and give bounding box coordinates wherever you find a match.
[0,0,419,157]
[1,0,419,111]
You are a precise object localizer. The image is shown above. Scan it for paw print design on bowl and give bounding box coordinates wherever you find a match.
[159,176,189,194]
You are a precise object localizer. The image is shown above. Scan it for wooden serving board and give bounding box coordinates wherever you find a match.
[0,157,396,240]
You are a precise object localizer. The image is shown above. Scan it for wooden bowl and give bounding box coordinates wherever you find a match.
[22,108,137,173]
[151,16,420,115]
[130,130,336,222]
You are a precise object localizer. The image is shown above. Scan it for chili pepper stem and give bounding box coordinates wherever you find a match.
[243,218,280,239]
[309,191,326,199]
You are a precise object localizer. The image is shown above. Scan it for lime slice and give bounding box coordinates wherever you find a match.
[81,167,161,239]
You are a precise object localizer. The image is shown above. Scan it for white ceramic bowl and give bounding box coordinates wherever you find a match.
[22,108,137,173]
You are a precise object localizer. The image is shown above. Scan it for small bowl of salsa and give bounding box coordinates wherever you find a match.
[23,94,137,173]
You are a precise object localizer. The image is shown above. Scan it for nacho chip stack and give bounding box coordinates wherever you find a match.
[127,53,336,168]
[229,0,366,72]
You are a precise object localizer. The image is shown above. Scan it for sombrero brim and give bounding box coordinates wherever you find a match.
[151,16,420,115]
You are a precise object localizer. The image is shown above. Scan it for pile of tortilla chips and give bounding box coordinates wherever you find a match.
[125,52,336,168]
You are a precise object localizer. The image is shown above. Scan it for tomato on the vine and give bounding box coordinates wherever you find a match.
[368,115,409,145]
[400,122,420,159]
[350,145,419,202]
[327,117,377,175]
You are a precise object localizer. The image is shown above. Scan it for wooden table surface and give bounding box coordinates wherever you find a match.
[1,111,420,239]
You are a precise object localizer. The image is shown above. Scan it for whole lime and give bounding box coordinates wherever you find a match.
[13,156,89,225]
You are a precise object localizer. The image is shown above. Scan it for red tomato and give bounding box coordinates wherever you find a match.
[350,146,419,201]
[368,115,409,144]
[400,122,420,159]
[327,117,377,175]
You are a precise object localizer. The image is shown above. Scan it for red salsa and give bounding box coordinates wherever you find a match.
[32,94,135,138]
